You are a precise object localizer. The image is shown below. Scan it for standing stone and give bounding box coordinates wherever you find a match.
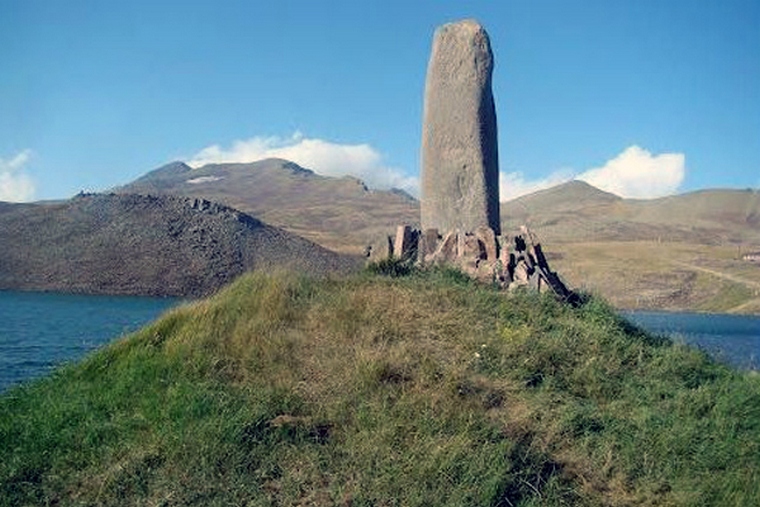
[393,225,414,259]
[421,19,501,235]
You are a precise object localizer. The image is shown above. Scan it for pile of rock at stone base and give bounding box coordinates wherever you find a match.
[383,224,580,306]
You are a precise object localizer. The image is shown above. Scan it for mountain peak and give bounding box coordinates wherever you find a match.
[389,187,417,202]
[134,161,190,180]
[274,159,316,176]
[549,180,620,200]
[153,161,192,176]
[506,180,621,206]
[190,158,318,177]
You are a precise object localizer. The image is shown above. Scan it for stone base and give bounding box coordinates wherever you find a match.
[376,224,578,304]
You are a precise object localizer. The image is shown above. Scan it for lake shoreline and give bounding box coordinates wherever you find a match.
[2,290,758,394]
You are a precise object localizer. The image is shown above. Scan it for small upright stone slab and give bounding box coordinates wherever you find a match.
[394,225,414,260]
[475,226,498,262]
[421,19,501,235]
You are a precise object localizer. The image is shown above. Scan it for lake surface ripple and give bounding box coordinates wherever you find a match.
[622,310,760,370]
[0,290,179,392]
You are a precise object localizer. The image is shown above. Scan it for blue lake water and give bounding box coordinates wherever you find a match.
[0,290,180,392]
[621,310,760,370]
[1,290,760,393]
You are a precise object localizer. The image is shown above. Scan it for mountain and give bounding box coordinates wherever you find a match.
[498,181,760,313]
[116,160,760,312]
[634,189,760,231]
[0,193,359,297]
[117,158,420,254]
[121,160,760,250]
[504,180,621,213]
[503,183,760,245]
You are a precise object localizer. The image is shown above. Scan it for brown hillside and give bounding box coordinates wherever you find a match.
[503,183,760,246]
[500,182,760,313]
[631,188,760,231]
[117,162,760,312]
[0,193,359,297]
[118,158,420,254]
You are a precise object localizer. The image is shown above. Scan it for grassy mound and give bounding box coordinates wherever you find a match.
[2,269,759,506]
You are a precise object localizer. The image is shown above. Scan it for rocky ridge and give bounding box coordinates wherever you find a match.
[117,158,419,254]
[0,193,359,297]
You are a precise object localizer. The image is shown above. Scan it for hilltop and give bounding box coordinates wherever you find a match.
[2,269,759,505]
[502,182,760,245]
[504,180,621,215]
[117,158,420,254]
[0,193,358,297]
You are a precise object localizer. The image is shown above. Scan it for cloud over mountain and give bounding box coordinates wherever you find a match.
[499,145,685,201]
[577,146,685,199]
[0,150,35,202]
[188,137,684,203]
[188,133,419,195]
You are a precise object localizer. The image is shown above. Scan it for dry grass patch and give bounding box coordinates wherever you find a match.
[551,241,760,313]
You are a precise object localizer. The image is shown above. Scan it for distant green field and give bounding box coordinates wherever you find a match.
[3,268,759,505]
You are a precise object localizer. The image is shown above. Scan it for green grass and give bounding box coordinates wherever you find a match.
[2,269,759,506]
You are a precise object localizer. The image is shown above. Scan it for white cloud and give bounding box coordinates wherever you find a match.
[0,150,36,202]
[188,133,419,196]
[499,145,685,201]
[499,168,573,202]
[577,145,685,199]
[188,138,684,202]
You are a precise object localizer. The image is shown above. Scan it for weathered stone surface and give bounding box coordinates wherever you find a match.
[461,233,486,260]
[475,226,498,262]
[497,235,510,267]
[457,233,481,274]
[421,19,500,235]
[419,228,440,261]
[511,261,531,287]
[394,225,414,259]
[430,230,459,264]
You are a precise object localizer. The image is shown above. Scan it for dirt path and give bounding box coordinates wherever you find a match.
[671,261,760,313]
[725,298,760,314]
[670,261,760,291]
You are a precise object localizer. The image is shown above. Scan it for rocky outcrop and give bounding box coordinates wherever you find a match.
[420,19,500,235]
[388,224,577,304]
[0,193,360,297]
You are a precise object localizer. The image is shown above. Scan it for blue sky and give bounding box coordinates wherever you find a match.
[1,0,758,202]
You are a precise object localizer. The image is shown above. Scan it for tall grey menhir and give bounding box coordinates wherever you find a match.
[421,19,500,235]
